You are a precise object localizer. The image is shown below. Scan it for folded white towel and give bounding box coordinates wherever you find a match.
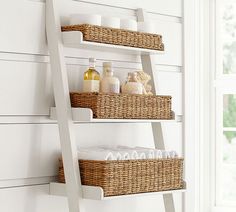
[112,151,122,160]
[154,150,162,159]
[102,146,139,160]
[78,150,115,161]
[127,150,139,159]
[135,147,179,159]
[135,147,155,159]
[117,145,134,150]
[77,146,179,161]
[118,146,154,159]
[147,150,155,159]
[138,152,146,159]
[120,151,130,160]
[161,150,170,159]
[119,147,149,160]
[135,146,154,150]
[98,146,120,152]
[169,150,178,158]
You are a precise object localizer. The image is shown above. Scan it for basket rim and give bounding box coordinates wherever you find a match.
[59,158,184,163]
[61,24,162,38]
[78,158,184,163]
[70,92,172,99]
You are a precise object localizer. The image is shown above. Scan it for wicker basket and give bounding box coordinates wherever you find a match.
[61,24,164,51]
[70,92,172,119]
[58,158,184,196]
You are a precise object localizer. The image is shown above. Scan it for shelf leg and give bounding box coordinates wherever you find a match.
[163,193,176,212]
[142,56,177,212]
[152,123,176,212]
[46,1,84,212]
[137,8,177,212]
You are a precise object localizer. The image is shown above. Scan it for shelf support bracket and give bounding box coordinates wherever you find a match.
[137,8,176,212]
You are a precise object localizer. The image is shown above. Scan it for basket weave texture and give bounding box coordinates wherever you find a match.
[58,158,184,196]
[70,92,172,119]
[61,24,164,51]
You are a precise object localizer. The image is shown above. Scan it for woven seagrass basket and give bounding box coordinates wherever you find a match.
[58,158,184,196]
[61,24,164,51]
[70,92,172,119]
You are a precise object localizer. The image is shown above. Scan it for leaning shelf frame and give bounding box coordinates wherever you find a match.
[46,0,185,212]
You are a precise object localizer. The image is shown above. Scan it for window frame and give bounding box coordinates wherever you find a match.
[209,0,236,211]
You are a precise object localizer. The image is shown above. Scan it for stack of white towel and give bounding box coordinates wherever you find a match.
[78,146,178,161]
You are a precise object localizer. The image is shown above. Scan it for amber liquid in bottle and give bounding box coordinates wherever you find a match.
[83,58,100,92]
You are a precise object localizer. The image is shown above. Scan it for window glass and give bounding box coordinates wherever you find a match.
[223,94,236,127]
[222,0,236,74]
[220,164,236,201]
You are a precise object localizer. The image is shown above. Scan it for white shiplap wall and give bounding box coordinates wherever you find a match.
[0,0,184,211]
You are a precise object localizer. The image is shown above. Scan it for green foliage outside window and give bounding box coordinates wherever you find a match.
[224,95,236,142]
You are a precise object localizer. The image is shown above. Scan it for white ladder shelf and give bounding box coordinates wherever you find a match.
[46,0,185,212]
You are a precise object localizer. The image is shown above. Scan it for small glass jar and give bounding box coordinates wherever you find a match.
[122,72,143,95]
[100,62,120,94]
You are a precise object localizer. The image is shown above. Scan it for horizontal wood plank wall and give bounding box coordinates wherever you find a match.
[0,0,182,66]
[0,185,68,212]
[0,123,182,181]
[0,0,183,211]
[0,58,182,116]
[73,0,182,17]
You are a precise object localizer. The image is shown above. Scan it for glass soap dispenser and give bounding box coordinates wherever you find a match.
[83,58,100,92]
[100,62,120,94]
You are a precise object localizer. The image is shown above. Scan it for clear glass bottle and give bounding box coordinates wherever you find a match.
[83,58,100,92]
[121,72,143,94]
[100,62,120,94]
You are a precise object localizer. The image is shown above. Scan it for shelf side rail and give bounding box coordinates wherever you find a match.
[137,8,177,212]
[46,1,84,212]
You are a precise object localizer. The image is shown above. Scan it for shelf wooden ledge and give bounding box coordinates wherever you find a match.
[50,182,186,200]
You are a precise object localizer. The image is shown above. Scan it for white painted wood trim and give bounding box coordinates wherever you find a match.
[0,177,56,189]
[50,107,93,122]
[183,0,201,212]
[50,182,186,200]
[137,8,177,212]
[0,113,182,124]
[50,107,180,123]
[46,1,84,212]
[74,0,182,17]
[62,31,164,55]
[50,183,104,200]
